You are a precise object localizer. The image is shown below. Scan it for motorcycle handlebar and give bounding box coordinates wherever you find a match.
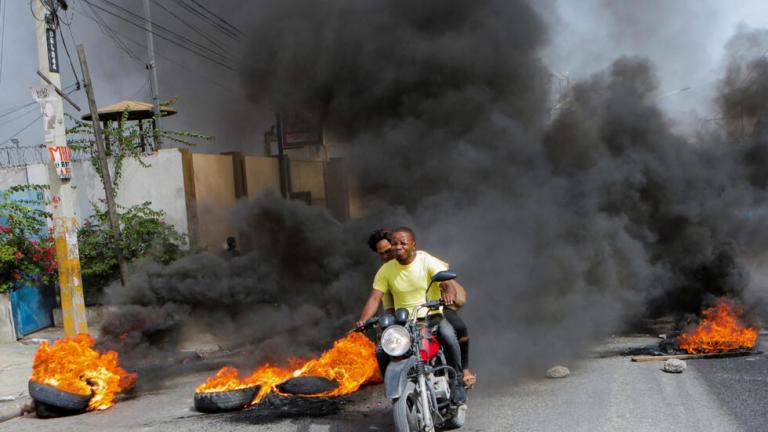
[353,316,380,332]
[355,299,445,332]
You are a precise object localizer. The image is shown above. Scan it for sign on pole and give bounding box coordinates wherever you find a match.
[32,85,71,180]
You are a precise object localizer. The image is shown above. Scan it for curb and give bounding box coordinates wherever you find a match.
[0,395,33,423]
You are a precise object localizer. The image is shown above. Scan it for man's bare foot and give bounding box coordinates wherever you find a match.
[463,369,477,387]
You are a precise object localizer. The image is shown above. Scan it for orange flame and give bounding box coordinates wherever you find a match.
[677,298,760,354]
[30,334,137,411]
[196,332,382,405]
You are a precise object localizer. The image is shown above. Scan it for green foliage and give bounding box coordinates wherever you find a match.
[77,202,188,303]
[0,185,56,294]
[65,105,210,195]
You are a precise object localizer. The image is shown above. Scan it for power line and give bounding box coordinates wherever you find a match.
[90,0,234,64]
[69,5,237,94]
[78,0,144,63]
[153,0,228,53]
[0,102,38,119]
[0,104,39,128]
[185,0,244,38]
[170,0,240,41]
[79,0,235,70]
[0,84,79,147]
[0,82,78,120]
[58,23,82,89]
[0,114,44,147]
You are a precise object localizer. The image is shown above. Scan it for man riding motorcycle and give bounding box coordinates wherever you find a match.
[367,228,476,387]
[356,226,466,404]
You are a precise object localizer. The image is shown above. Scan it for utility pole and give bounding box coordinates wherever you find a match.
[33,0,87,336]
[77,45,128,286]
[275,114,291,199]
[142,0,162,150]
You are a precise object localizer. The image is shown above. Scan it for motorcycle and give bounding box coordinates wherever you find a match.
[356,271,467,432]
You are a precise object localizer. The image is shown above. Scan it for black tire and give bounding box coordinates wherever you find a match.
[34,401,85,419]
[277,376,339,395]
[443,403,467,429]
[393,381,424,432]
[193,385,260,413]
[28,380,91,412]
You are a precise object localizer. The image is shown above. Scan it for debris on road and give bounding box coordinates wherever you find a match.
[662,359,686,373]
[545,365,570,379]
[631,349,755,362]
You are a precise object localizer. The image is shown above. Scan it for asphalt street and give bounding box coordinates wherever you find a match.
[3,335,766,431]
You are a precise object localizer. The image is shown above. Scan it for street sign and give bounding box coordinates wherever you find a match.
[47,146,73,180]
[46,28,59,73]
[32,85,59,144]
[279,113,322,149]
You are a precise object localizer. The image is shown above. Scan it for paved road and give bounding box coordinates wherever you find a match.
[4,335,766,431]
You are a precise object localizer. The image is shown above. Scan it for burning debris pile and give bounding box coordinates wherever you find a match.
[628,297,761,361]
[194,332,381,413]
[29,334,137,414]
[677,298,759,354]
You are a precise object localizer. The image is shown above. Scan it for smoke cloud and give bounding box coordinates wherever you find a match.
[102,0,768,384]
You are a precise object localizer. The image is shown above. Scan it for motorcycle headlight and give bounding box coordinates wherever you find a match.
[381,325,411,356]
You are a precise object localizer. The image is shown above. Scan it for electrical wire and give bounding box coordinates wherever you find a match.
[0,102,38,120]
[185,0,243,38]
[58,23,81,89]
[79,0,144,63]
[153,0,228,53]
[0,115,44,147]
[94,14,238,94]
[91,0,233,63]
[0,105,39,128]
[80,0,235,70]
[0,84,78,147]
[170,0,237,42]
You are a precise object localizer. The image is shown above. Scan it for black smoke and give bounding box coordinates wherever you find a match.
[102,0,768,384]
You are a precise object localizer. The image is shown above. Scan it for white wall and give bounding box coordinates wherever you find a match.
[0,148,189,235]
[0,167,27,191]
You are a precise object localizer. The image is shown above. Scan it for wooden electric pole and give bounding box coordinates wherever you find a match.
[76,44,128,286]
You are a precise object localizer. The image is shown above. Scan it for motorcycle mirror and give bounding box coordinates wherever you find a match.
[430,271,457,284]
[395,308,409,324]
[379,314,395,329]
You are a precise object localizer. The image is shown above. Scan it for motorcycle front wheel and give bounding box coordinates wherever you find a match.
[393,381,427,432]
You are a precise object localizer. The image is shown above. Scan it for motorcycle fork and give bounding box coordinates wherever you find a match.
[416,361,434,431]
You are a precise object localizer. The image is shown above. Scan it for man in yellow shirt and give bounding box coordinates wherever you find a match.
[356,227,465,404]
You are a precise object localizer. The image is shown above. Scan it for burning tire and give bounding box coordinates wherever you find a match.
[276,376,339,396]
[193,385,260,413]
[28,380,92,413]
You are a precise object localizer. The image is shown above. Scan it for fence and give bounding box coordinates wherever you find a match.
[0,145,92,169]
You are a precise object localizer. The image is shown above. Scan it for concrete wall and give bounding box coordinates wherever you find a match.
[0,167,27,190]
[0,148,358,252]
[0,294,16,343]
[0,149,190,235]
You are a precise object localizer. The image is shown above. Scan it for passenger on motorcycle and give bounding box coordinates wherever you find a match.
[356,226,467,404]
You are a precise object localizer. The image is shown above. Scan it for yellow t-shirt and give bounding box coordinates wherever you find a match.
[373,251,449,317]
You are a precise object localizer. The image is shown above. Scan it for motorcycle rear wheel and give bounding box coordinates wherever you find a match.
[393,381,426,432]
